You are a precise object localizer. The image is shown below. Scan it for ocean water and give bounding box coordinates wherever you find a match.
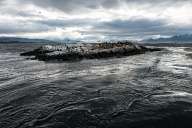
[0,44,192,128]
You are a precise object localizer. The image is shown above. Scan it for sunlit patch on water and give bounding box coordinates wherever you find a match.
[153,90,192,98]
[158,47,192,74]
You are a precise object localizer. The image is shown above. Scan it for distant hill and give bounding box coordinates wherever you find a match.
[0,37,85,44]
[142,34,192,47]
[54,38,85,44]
[0,37,56,44]
[144,34,192,43]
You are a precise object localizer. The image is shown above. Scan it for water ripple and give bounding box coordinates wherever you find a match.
[0,44,192,128]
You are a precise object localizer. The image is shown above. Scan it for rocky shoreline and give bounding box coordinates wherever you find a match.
[20,41,162,61]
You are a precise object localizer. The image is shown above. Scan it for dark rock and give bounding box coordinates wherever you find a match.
[20,41,163,61]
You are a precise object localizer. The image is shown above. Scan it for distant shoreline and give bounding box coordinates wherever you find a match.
[142,42,192,47]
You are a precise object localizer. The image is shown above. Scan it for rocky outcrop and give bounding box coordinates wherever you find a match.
[20,41,162,61]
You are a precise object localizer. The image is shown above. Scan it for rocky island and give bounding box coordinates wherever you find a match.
[20,41,162,61]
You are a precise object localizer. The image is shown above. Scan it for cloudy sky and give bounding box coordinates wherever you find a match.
[0,0,192,40]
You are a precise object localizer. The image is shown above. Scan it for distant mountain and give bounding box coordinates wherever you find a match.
[0,37,56,44]
[144,34,192,43]
[54,38,85,44]
[0,37,85,44]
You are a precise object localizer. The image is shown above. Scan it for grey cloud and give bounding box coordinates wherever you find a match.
[124,0,191,4]
[0,0,5,5]
[92,19,170,36]
[0,9,41,18]
[101,0,119,9]
[0,0,192,40]
[17,0,120,13]
[35,18,192,39]
[0,22,50,34]
[81,18,192,39]
[35,18,98,28]
[99,19,166,31]
[16,0,191,13]
[15,11,41,17]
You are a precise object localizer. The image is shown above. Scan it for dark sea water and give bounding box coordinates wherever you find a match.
[0,43,192,128]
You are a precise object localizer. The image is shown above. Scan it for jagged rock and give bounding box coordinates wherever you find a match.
[20,41,162,61]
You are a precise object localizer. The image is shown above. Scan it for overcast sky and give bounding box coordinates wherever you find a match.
[0,0,192,40]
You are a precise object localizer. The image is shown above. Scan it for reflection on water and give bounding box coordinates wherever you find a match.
[0,44,192,128]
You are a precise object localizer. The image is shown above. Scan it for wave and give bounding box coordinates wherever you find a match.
[0,44,192,128]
